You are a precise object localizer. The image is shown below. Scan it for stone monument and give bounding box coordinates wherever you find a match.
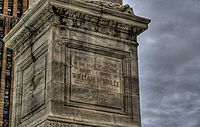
[4,0,150,127]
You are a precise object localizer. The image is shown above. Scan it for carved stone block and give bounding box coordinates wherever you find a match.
[22,55,46,117]
[69,50,123,109]
[3,0,150,127]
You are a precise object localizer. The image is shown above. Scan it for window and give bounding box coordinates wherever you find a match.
[7,57,12,62]
[7,62,12,69]
[6,70,11,76]
[3,43,13,127]
[7,48,12,53]
[5,81,10,88]
[5,89,10,95]
[7,53,11,58]
[7,49,12,62]
[4,95,9,99]
[3,109,9,119]
[3,110,8,115]
[0,31,3,41]
[3,109,9,120]
[0,43,2,57]
[17,0,23,17]
[3,119,9,126]
[4,99,10,108]
[8,0,13,16]
[0,0,3,14]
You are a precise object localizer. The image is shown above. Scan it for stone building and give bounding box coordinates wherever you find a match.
[4,0,150,127]
[0,0,28,126]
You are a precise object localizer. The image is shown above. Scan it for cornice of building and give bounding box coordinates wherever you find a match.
[4,0,150,50]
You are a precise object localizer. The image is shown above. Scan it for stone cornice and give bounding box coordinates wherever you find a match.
[4,0,51,49]
[4,0,150,50]
[52,6,144,42]
[52,0,150,24]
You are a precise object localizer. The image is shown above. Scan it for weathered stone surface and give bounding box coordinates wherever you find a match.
[70,50,122,108]
[22,54,46,117]
[4,0,150,127]
[29,0,40,8]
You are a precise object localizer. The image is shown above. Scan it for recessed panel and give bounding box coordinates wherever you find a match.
[70,50,123,109]
[21,55,46,117]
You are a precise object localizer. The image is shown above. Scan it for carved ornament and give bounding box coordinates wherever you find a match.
[84,1,134,15]
[52,6,146,41]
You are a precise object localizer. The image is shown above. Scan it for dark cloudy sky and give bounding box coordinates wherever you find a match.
[124,0,200,127]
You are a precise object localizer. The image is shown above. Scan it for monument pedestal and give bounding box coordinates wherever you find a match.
[4,0,150,127]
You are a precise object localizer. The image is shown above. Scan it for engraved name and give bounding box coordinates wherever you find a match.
[69,50,123,108]
[72,72,120,92]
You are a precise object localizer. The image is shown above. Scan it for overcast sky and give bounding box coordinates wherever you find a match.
[124,0,200,127]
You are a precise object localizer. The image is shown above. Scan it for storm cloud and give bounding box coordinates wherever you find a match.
[124,0,200,127]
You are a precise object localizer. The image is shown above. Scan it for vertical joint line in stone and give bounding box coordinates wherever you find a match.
[24,24,36,62]
[24,25,37,112]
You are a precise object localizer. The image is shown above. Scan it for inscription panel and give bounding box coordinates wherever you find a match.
[70,50,123,109]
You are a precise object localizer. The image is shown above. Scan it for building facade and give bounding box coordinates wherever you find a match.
[0,0,28,126]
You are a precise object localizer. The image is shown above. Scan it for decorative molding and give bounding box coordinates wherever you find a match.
[52,6,146,41]
[41,120,142,127]
[4,0,52,50]
[4,0,150,50]
[43,121,91,127]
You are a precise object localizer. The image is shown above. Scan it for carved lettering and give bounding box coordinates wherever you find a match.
[70,50,123,109]
[71,71,120,92]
